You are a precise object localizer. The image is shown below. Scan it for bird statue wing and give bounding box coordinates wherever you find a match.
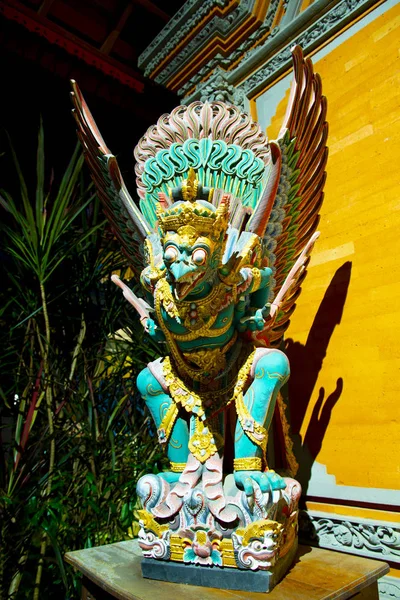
[247,45,328,347]
[70,81,153,280]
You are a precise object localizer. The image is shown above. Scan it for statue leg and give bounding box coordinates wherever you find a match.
[234,350,289,494]
[137,366,189,482]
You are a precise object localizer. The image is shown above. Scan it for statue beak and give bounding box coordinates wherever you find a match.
[169,261,203,300]
[169,261,194,282]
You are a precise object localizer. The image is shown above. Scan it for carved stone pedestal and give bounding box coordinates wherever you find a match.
[135,454,301,592]
[141,539,298,592]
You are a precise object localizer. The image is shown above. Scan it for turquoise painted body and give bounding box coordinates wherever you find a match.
[137,264,289,489]
[136,367,189,472]
[148,265,273,351]
[135,159,292,489]
[234,350,289,493]
[137,347,289,489]
[160,303,235,351]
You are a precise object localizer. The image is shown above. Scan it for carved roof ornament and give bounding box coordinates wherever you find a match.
[138,0,382,104]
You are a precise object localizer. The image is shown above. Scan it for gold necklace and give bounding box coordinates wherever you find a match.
[171,317,231,342]
[155,282,236,382]
[179,282,228,330]
[155,277,233,341]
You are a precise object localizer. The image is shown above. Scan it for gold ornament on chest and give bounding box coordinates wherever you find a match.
[178,283,227,331]
[157,277,230,334]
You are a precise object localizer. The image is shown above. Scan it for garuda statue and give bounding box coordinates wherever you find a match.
[71,46,328,592]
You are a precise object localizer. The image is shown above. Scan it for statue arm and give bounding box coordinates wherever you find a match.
[146,317,166,342]
[249,267,272,308]
[112,274,166,341]
[236,267,272,332]
[142,289,166,341]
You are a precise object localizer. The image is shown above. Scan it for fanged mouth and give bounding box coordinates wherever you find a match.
[174,272,203,300]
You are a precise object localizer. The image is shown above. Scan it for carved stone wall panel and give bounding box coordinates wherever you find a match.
[152,0,257,87]
[177,0,281,99]
[300,510,400,598]
[379,576,400,600]
[299,511,400,565]
[140,0,256,82]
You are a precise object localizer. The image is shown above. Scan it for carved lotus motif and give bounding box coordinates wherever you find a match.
[183,530,223,567]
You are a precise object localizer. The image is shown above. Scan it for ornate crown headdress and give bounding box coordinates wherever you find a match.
[72,46,328,348]
[157,169,230,242]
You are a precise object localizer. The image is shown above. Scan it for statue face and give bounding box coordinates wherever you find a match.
[162,225,221,300]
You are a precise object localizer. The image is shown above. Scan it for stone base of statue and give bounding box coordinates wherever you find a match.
[140,540,298,592]
[136,453,301,593]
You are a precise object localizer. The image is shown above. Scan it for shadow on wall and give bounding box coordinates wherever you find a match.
[284,261,352,494]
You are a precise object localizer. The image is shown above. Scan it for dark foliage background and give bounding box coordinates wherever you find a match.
[0,126,164,599]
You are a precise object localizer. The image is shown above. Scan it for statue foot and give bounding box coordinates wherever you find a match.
[234,470,286,495]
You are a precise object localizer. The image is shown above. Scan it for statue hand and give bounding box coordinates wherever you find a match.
[145,318,165,341]
[234,470,286,495]
[238,308,265,332]
[146,317,156,333]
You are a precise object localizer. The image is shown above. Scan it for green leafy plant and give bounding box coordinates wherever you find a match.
[0,124,163,599]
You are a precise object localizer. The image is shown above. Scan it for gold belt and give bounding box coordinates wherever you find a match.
[182,331,237,376]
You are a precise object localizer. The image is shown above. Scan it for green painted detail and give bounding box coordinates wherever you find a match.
[140,140,265,228]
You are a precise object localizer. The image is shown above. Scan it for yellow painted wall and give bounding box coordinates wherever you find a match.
[266,4,400,491]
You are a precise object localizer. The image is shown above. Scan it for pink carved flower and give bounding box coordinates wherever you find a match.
[183,530,222,567]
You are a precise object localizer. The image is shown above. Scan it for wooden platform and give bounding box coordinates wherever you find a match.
[65,539,389,600]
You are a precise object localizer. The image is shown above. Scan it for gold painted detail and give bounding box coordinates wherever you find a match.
[183,332,237,374]
[188,418,218,462]
[267,370,287,382]
[157,402,179,446]
[155,277,180,320]
[178,282,229,333]
[140,238,164,291]
[163,356,205,418]
[235,377,268,453]
[160,351,255,462]
[175,317,231,341]
[170,533,237,568]
[170,461,186,473]
[156,277,232,340]
[157,194,229,243]
[251,267,262,292]
[218,235,262,287]
[236,519,284,548]
[181,168,198,201]
[219,538,236,568]
[276,392,299,477]
[155,281,237,383]
[233,456,262,471]
[137,509,169,538]
[140,518,285,569]
[170,534,185,562]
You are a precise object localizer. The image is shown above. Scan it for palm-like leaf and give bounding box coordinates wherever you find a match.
[0,126,161,599]
[1,124,104,284]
